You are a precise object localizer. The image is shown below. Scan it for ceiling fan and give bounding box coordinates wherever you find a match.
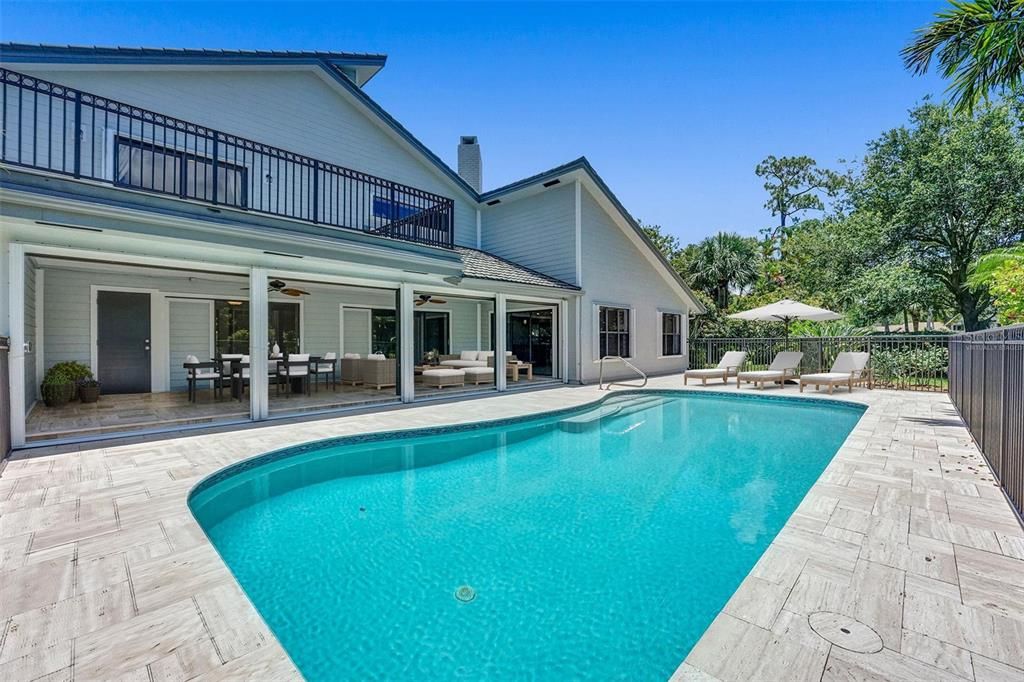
[241,279,311,297]
[415,294,447,306]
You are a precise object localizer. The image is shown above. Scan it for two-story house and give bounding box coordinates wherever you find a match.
[0,44,702,448]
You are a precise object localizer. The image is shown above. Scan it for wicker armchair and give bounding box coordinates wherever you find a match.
[359,357,396,390]
[340,353,362,385]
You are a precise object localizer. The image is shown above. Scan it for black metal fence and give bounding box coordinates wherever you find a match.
[0,68,455,248]
[688,335,952,392]
[949,325,1024,519]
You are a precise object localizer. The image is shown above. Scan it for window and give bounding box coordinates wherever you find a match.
[598,306,631,358]
[115,137,247,208]
[662,312,683,356]
[372,309,397,356]
[212,300,300,355]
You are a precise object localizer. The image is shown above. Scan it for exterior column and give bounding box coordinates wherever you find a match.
[8,244,26,447]
[249,267,269,420]
[495,293,507,391]
[558,299,569,383]
[399,283,415,402]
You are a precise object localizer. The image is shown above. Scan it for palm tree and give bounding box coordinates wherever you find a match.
[686,232,760,309]
[968,244,1024,286]
[903,1,1024,114]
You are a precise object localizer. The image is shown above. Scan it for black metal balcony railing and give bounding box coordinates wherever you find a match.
[0,68,455,248]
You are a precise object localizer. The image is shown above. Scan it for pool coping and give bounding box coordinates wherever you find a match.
[1,378,1022,681]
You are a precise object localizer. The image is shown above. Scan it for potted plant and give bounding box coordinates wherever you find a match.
[40,367,74,408]
[47,361,93,400]
[77,378,101,404]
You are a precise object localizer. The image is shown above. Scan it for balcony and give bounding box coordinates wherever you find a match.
[0,68,455,249]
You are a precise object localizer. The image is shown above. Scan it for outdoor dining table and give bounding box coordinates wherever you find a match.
[218,356,322,399]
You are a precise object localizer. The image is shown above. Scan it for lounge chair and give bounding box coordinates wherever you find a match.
[684,351,747,386]
[800,352,871,395]
[736,351,803,390]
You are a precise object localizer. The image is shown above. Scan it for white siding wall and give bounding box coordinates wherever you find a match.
[11,68,478,246]
[480,184,576,284]
[578,188,687,382]
[168,300,212,391]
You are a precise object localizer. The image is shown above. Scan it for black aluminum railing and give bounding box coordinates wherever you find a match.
[689,335,953,392]
[949,325,1024,519]
[0,68,455,248]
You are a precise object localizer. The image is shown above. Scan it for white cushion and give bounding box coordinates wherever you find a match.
[422,368,465,377]
[463,367,494,376]
[685,368,728,377]
[367,353,386,360]
[343,353,361,359]
[459,350,478,361]
[801,372,854,382]
[193,370,219,379]
[184,354,200,365]
[830,352,870,374]
[716,351,747,369]
[738,370,785,379]
[768,352,803,371]
[322,352,337,360]
[279,366,309,377]
[440,360,487,368]
[479,351,495,359]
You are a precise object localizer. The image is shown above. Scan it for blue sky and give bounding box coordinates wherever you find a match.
[1,1,948,244]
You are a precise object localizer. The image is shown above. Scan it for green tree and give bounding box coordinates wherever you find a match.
[685,232,761,308]
[903,0,1024,115]
[852,99,1024,330]
[969,245,1024,323]
[638,221,681,260]
[754,155,845,251]
[846,262,945,330]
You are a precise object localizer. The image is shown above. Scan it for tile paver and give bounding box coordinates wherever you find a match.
[1,378,1021,680]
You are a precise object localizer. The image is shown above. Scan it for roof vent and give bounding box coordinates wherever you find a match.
[458,136,482,192]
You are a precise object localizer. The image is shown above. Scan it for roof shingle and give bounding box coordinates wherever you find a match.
[455,247,579,291]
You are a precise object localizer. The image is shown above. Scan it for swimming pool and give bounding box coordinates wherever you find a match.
[190,391,863,680]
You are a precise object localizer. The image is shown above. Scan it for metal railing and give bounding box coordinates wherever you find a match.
[0,68,455,248]
[688,335,952,392]
[598,355,648,390]
[949,325,1024,520]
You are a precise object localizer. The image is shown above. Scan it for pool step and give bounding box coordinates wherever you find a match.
[558,395,668,433]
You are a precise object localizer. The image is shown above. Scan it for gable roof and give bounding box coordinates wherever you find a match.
[456,247,580,291]
[0,43,387,85]
[482,157,707,313]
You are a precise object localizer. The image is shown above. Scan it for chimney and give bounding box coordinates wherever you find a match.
[458,136,482,192]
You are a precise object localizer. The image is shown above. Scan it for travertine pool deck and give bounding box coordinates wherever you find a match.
[1,377,1022,681]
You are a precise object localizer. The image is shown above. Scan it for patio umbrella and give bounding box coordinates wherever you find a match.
[728,299,841,343]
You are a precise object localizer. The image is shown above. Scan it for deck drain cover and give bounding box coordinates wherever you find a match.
[455,585,476,603]
[808,611,883,653]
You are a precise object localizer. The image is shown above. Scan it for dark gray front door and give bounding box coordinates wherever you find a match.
[97,291,152,394]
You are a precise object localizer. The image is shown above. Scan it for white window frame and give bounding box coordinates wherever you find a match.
[593,303,634,361]
[658,309,684,358]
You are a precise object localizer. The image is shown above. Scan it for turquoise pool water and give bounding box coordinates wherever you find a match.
[190,391,863,680]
